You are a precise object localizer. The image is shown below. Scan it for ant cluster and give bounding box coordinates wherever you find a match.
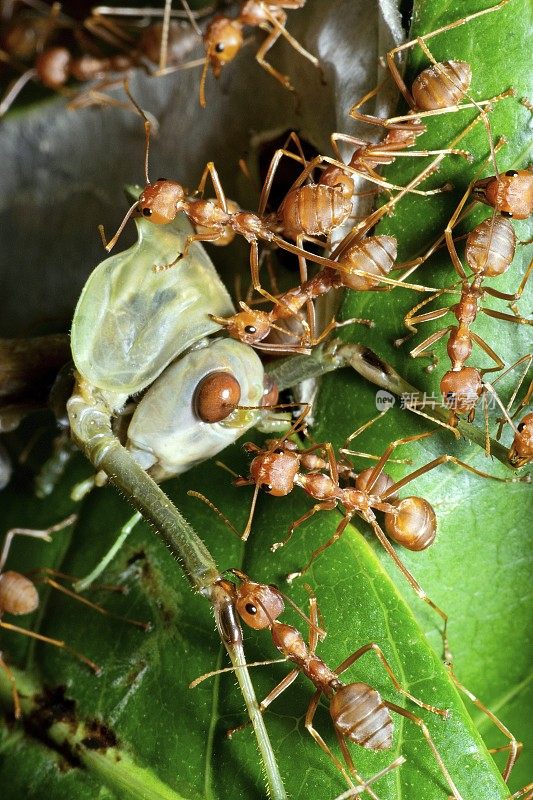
[0,1,532,799]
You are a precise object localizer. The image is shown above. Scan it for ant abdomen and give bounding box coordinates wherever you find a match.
[384,497,437,551]
[465,216,516,277]
[0,570,39,615]
[411,60,472,110]
[330,682,393,750]
[339,235,397,291]
[280,184,352,238]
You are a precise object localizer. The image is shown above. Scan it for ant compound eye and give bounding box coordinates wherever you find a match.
[517,422,526,432]
[142,207,152,217]
[245,603,257,615]
[501,210,513,218]
[505,170,518,177]
[215,42,225,53]
[194,371,241,423]
[261,483,273,493]
[244,325,257,334]
[274,448,284,454]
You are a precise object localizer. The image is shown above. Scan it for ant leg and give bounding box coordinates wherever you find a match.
[448,667,521,782]
[480,307,533,327]
[362,431,437,495]
[0,654,21,718]
[305,690,380,799]
[272,500,337,552]
[153,231,222,272]
[36,574,149,630]
[332,758,406,800]
[72,512,142,592]
[0,514,76,571]
[254,12,294,91]
[249,239,282,305]
[385,701,464,800]
[367,517,452,662]
[262,5,319,68]
[334,642,448,717]
[381,454,528,500]
[394,290,451,347]
[0,620,101,675]
[409,325,454,372]
[195,161,228,209]
[509,784,533,800]
[286,513,353,583]
[0,67,37,117]
[258,142,306,215]
[226,669,300,737]
[468,330,505,374]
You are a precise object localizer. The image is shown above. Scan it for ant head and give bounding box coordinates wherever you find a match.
[440,367,482,414]
[250,448,300,496]
[384,497,436,551]
[194,370,241,423]
[509,412,533,468]
[204,17,244,75]
[234,580,285,630]
[0,571,39,615]
[319,166,353,199]
[138,180,185,225]
[36,47,71,89]
[213,307,271,345]
[473,169,533,220]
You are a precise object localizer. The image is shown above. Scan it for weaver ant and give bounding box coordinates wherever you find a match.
[348,0,513,177]
[199,0,320,107]
[0,515,148,718]
[217,407,527,659]
[192,572,466,800]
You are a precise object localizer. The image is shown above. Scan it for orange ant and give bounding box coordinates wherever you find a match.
[199,0,320,107]
[0,3,204,115]
[0,515,148,718]
[490,353,533,468]
[348,0,513,174]
[192,571,465,800]
[102,86,440,308]
[224,408,526,659]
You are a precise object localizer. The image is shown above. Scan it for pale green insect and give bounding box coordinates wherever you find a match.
[70,203,268,479]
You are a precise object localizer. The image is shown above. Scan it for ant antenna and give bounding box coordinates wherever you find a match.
[189,657,288,688]
[123,80,151,186]
[199,47,210,108]
[99,199,140,252]
[187,491,242,538]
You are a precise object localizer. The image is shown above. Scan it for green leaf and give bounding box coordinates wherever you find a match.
[1,0,532,798]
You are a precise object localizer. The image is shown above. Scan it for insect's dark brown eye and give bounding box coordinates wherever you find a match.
[517,422,526,432]
[261,483,273,493]
[245,603,257,615]
[274,448,284,454]
[194,371,241,423]
[215,42,225,53]
[501,210,513,218]
[244,325,256,334]
[142,208,152,217]
[505,170,518,177]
